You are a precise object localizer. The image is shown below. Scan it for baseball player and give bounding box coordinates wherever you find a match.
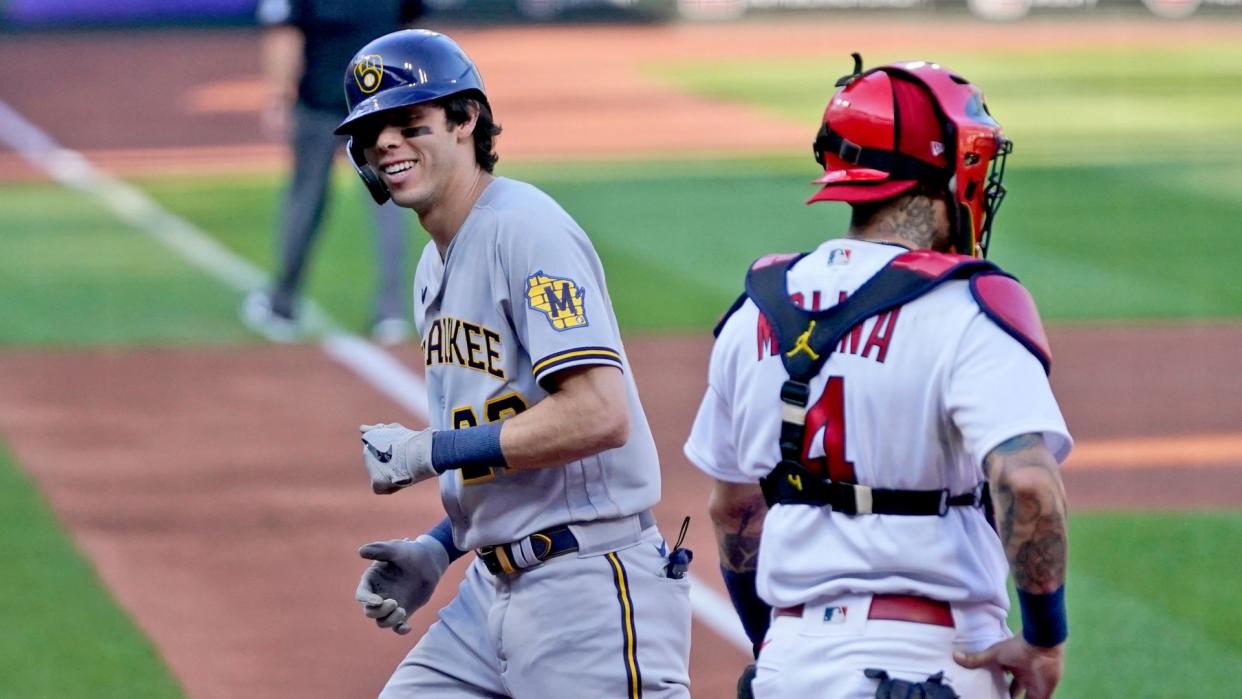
[334,30,692,698]
[684,57,1072,699]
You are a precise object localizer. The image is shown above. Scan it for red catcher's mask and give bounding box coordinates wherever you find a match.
[810,56,1011,258]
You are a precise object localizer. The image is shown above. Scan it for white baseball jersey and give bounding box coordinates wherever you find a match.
[684,238,1072,618]
[414,177,661,551]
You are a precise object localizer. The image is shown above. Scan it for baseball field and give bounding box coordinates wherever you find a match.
[2,15,1241,698]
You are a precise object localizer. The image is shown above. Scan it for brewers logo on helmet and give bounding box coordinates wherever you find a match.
[354,55,384,94]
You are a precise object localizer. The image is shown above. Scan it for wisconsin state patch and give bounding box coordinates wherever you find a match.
[526,271,588,331]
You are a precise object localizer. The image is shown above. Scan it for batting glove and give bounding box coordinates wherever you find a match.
[355,536,450,635]
[359,423,436,494]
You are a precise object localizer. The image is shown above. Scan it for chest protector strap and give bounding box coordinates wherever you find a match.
[745,250,997,517]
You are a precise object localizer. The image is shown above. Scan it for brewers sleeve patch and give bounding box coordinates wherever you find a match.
[526,271,589,331]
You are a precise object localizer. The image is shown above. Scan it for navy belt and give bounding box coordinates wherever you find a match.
[478,526,578,576]
[477,511,656,576]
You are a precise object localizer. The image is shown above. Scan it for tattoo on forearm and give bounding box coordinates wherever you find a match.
[997,482,1067,590]
[720,532,762,572]
[987,433,1068,593]
[717,503,764,573]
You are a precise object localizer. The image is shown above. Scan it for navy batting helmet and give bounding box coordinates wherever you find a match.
[335,29,487,204]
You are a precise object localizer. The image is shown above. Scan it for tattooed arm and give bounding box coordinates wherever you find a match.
[709,480,767,573]
[709,480,770,655]
[956,432,1069,699]
[988,432,1069,594]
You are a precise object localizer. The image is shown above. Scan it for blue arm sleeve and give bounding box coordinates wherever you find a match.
[721,565,772,658]
[427,517,467,562]
[431,422,505,474]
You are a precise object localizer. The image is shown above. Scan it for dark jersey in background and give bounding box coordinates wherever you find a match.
[259,0,423,113]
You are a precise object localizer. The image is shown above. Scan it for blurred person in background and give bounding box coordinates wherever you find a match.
[242,0,423,345]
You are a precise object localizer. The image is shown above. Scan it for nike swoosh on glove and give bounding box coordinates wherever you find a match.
[359,423,436,494]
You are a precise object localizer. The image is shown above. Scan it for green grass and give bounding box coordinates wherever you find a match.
[139,169,420,335]
[650,43,1242,166]
[3,151,1239,347]
[0,183,250,346]
[536,158,1242,325]
[0,442,183,697]
[1041,512,1242,698]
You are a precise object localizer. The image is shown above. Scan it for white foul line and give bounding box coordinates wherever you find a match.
[0,98,750,654]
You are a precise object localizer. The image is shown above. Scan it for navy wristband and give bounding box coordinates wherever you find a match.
[431,422,505,474]
[1017,586,1068,647]
[427,517,467,562]
[720,565,772,657]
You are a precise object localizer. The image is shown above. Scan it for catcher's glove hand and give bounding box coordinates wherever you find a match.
[359,423,436,494]
[355,536,450,635]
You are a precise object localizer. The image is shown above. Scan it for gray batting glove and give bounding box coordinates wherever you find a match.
[359,423,436,494]
[355,536,451,635]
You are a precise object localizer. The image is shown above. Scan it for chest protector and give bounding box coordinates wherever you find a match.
[734,249,1051,518]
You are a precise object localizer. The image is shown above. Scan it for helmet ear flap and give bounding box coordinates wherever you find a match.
[347,137,391,205]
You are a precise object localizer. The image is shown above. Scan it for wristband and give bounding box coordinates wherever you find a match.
[1017,586,1068,647]
[431,422,505,474]
[720,565,772,657]
[427,517,467,562]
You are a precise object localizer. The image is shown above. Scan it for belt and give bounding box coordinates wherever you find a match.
[478,525,578,576]
[775,594,954,628]
[477,510,656,576]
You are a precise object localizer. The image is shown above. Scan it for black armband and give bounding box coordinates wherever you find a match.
[1017,586,1068,647]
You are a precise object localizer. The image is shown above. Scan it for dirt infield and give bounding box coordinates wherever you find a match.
[3,16,1241,699]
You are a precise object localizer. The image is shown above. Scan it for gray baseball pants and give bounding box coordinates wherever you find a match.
[380,526,692,698]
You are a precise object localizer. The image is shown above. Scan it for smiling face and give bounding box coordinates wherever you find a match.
[358,103,479,213]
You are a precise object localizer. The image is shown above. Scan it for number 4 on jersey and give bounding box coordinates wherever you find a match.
[802,376,857,483]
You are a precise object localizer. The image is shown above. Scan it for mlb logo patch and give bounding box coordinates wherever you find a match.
[827,248,851,266]
[823,606,848,624]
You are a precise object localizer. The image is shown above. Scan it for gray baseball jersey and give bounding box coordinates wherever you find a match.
[413,177,661,551]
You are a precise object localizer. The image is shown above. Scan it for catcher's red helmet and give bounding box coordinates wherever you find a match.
[809,55,1012,258]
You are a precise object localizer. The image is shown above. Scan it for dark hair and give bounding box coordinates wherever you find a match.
[435,92,502,173]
